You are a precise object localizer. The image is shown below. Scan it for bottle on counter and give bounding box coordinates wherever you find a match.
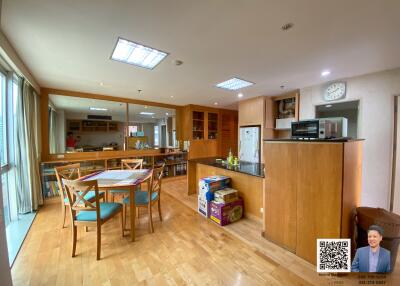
[227,148,233,165]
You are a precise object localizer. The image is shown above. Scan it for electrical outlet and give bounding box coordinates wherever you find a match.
[260,207,264,213]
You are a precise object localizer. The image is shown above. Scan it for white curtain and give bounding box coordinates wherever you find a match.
[14,79,43,213]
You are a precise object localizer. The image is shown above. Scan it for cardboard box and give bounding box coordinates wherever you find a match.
[199,175,230,197]
[214,188,239,204]
[210,198,243,226]
[198,195,210,218]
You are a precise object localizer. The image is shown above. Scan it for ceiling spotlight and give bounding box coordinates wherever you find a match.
[238,93,243,98]
[170,95,174,98]
[325,104,332,108]
[214,102,218,106]
[99,82,104,86]
[144,106,148,109]
[321,70,331,77]
[166,112,169,115]
[174,60,183,66]
[281,23,294,31]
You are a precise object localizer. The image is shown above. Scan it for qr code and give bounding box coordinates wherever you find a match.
[317,239,351,273]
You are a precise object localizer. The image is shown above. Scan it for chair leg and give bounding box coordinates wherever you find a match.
[96,225,101,260]
[85,226,88,232]
[120,211,124,237]
[71,225,77,257]
[148,205,154,233]
[111,193,115,203]
[123,204,127,231]
[61,204,67,228]
[157,199,162,222]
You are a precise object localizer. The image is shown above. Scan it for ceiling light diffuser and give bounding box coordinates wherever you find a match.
[321,70,331,77]
[216,77,254,91]
[111,38,168,69]
[140,112,155,115]
[238,93,243,98]
[89,107,108,111]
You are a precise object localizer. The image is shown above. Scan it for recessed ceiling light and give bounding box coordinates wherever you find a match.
[325,104,332,108]
[170,95,174,98]
[144,106,148,109]
[166,112,169,115]
[111,37,168,69]
[140,112,155,115]
[89,107,108,111]
[281,23,294,31]
[99,82,104,86]
[214,102,218,106]
[321,70,331,77]
[238,93,243,98]
[216,77,254,91]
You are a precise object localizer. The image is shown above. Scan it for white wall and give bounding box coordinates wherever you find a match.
[300,68,400,209]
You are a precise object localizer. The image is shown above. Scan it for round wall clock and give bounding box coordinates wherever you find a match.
[324,82,346,101]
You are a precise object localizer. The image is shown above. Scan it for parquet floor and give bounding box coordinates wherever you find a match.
[11,177,400,285]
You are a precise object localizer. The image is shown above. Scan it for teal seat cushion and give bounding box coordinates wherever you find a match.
[76,202,122,221]
[64,191,104,203]
[123,191,158,205]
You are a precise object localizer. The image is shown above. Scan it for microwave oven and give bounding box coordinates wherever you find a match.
[291,118,348,139]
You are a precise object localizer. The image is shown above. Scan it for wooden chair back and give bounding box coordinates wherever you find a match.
[150,163,165,198]
[54,163,81,205]
[121,158,143,170]
[62,179,101,221]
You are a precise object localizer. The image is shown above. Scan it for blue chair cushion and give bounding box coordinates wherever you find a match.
[123,191,158,205]
[76,203,122,221]
[64,191,104,204]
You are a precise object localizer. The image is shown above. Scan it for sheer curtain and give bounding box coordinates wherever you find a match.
[14,79,43,213]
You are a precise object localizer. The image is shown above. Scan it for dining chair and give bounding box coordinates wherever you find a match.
[110,158,144,202]
[122,163,165,233]
[55,163,105,228]
[63,179,123,260]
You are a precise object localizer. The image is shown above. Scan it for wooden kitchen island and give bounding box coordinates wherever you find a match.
[187,158,264,221]
[263,139,363,264]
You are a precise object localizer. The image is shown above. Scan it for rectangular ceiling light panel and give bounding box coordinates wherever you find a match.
[140,112,155,115]
[216,77,254,90]
[111,38,168,69]
[89,107,108,111]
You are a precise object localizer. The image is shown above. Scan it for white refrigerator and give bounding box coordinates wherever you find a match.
[239,126,261,163]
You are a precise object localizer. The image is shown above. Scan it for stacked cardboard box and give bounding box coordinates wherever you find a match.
[198,175,230,217]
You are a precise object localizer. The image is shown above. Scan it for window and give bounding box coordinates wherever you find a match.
[128,125,138,135]
[154,125,159,146]
[0,72,7,166]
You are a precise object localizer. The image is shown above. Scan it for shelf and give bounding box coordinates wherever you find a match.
[193,119,204,121]
[193,130,204,132]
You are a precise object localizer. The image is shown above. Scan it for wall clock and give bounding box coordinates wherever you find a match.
[324,82,346,101]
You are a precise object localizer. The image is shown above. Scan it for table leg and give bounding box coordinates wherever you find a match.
[130,185,136,242]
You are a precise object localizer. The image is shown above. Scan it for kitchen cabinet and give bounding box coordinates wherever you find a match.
[238,96,265,126]
[263,140,363,264]
[181,105,237,159]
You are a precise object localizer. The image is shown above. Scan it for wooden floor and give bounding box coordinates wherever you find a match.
[11,177,400,285]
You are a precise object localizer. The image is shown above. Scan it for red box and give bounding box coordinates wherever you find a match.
[209,198,243,226]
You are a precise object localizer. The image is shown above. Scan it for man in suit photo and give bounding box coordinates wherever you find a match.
[351,225,391,273]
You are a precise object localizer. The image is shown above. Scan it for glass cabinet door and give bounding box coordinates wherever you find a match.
[192,111,204,140]
[208,112,218,139]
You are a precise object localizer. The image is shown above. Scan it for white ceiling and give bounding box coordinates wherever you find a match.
[3,0,400,109]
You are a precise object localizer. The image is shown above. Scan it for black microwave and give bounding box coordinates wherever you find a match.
[291,119,333,139]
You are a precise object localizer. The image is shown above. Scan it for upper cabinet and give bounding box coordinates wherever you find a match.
[192,111,205,140]
[207,112,218,139]
[238,96,265,126]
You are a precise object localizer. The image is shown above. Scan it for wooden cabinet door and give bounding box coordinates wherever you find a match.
[238,97,264,126]
[296,143,343,264]
[264,142,297,252]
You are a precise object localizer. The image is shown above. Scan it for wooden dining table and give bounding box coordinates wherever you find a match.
[80,169,152,241]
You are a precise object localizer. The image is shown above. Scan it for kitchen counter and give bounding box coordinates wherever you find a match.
[189,157,264,178]
[264,138,364,142]
[187,157,264,220]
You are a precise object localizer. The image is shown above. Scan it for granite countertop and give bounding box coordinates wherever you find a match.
[189,157,265,178]
[264,138,364,142]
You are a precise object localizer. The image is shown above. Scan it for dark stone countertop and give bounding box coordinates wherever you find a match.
[264,138,364,143]
[189,157,264,178]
